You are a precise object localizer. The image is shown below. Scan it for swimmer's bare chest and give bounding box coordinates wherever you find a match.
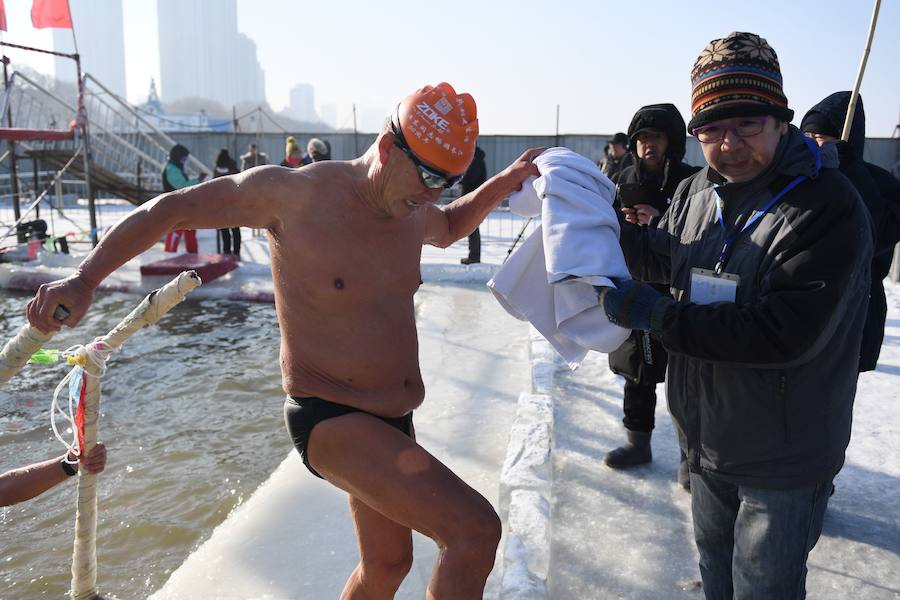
[270,202,428,416]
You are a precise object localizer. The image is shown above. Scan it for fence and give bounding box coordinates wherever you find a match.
[167,131,900,179]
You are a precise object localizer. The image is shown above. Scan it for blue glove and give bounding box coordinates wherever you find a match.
[596,277,663,332]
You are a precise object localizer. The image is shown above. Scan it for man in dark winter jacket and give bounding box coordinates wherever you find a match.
[460,146,487,264]
[601,32,873,599]
[801,92,900,372]
[604,104,699,486]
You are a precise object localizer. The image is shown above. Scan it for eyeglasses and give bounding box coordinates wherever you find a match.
[390,118,463,189]
[692,117,769,144]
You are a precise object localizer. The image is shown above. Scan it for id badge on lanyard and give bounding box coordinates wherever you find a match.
[690,268,739,305]
[697,157,815,305]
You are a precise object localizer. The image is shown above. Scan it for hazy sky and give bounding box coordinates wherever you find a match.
[1,0,898,135]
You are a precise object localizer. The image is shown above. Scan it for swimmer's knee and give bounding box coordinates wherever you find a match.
[444,504,502,561]
[361,550,414,587]
[474,508,503,553]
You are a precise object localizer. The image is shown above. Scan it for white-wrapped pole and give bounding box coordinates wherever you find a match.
[71,271,201,600]
[0,323,54,389]
[841,0,882,142]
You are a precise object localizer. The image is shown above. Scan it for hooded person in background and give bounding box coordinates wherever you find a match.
[162,144,205,253]
[306,138,331,163]
[601,32,872,598]
[214,148,242,257]
[604,104,699,487]
[801,92,900,373]
[599,132,633,180]
[281,136,304,168]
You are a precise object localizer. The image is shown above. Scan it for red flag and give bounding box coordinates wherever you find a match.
[0,0,7,32]
[31,0,72,29]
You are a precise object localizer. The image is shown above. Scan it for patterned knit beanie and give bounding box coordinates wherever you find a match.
[688,32,793,132]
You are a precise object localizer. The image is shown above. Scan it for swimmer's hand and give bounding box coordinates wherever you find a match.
[497,147,546,192]
[26,272,95,333]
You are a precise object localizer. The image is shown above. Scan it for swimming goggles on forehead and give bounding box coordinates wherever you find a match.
[390,116,463,190]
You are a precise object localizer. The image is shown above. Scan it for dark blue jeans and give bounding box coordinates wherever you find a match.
[690,471,832,600]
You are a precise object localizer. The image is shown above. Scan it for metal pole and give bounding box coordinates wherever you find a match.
[353,104,359,157]
[842,0,881,142]
[504,217,534,264]
[555,104,560,147]
[3,57,21,221]
[256,106,262,154]
[32,156,39,219]
[231,105,238,158]
[75,56,99,246]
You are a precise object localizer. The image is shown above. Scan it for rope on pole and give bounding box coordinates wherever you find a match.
[841,0,882,142]
[69,270,201,600]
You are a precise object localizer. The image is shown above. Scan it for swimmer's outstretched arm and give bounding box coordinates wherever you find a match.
[26,167,289,333]
[424,147,545,247]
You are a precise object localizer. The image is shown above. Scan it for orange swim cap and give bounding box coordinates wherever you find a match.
[395,82,478,176]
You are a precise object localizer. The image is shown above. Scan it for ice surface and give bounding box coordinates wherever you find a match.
[152,284,530,599]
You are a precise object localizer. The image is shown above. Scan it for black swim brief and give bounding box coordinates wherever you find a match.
[283,395,414,479]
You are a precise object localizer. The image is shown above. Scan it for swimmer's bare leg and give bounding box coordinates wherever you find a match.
[309,412,501,600]
[340,495,413,599]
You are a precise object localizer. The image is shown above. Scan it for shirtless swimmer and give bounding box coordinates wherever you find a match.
[27,82,543,600]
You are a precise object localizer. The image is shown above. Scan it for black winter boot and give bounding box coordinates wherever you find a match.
[603,430,652,469]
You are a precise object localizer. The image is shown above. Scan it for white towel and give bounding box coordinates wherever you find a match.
[508,175,541,216]
[489,147,630,368]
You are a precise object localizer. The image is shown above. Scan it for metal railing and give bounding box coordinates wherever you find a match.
[0,71,211,198]
[81,74,211,190]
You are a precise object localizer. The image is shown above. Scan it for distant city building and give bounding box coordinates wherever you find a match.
[319,104,337,129]
[157,0,265,108]
[289,83,317,123]
[52,0,127,97]
[138,79,231,133]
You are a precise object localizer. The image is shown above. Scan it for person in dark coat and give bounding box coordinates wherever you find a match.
[604,104,700,485]
[599,132,633,180]
[214,148,242,257]
[460,146,487,264]
[602,32,872,598]
[801,91,900,372]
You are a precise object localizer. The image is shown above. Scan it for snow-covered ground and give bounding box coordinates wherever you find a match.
[547,285,900,600]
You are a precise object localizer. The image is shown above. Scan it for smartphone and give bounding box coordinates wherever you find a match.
[616,183,647,208]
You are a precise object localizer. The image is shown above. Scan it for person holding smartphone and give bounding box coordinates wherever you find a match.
[605,104,699,488]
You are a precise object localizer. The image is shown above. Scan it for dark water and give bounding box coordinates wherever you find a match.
[0,292,286,599]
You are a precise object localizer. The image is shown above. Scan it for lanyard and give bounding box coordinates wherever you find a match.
[713,135,820,275]
[713,175,806,274]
